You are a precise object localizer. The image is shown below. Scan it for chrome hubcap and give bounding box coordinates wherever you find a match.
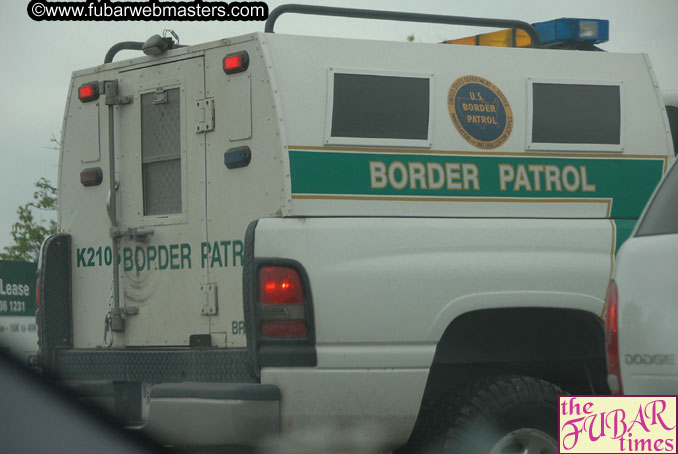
[489,428,557,454]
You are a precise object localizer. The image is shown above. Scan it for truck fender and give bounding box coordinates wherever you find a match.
[426,291,603,341]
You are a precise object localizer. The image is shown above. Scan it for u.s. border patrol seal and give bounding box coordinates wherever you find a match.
[448,75,513,149]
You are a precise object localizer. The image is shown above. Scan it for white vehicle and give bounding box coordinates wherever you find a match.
[606,152,678,396]
[37,5,676,453]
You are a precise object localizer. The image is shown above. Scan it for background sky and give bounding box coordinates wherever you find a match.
[1,0,677,253]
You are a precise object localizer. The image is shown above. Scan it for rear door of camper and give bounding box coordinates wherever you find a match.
[116,56,210,346]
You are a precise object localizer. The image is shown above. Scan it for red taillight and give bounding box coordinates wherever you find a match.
[78,82,99,102]
[35,277,41,342]
[223,51,249,75]
[35,278,40,310]
[261,321,309,338]
[605,280,623,394]
[258,265,308,339]
[260,266,303,305]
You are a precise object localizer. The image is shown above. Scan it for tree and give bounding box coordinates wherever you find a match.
[0,178,57,262]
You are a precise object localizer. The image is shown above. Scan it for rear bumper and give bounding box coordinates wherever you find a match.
[52,348,257,382]
[145,382,280,446]
[68,381,280,446]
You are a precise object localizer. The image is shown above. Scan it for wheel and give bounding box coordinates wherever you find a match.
[434,375,562,454]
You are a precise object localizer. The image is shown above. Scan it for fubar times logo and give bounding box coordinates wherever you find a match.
[559,396,677,453]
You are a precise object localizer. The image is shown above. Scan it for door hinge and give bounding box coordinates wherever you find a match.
[104,80,133,106]
[196,98,215,133]
[200,283,218,315]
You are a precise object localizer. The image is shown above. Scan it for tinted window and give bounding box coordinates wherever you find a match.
[331,74,429,140]
[666,106,678,156]
[532,83,620,144]
[636,162,678,236]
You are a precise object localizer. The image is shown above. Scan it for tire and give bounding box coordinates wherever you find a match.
[434,375,563,454]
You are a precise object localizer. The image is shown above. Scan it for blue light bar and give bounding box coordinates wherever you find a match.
[533,18,609,46]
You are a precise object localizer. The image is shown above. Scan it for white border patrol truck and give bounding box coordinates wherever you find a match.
[37,5,677,453]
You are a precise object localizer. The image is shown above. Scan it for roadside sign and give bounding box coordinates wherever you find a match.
[0,260,38,367]
[0,260,37,316]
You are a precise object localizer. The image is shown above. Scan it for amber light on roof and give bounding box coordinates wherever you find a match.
[443,28,532,48]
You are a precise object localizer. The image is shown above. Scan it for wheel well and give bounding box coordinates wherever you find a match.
[422,307,609,403]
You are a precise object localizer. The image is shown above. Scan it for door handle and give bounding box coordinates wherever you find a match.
[110,227,155,241]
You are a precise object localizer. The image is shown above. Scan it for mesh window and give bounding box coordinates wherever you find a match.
[141,88,181,215]
[143,159,182,215]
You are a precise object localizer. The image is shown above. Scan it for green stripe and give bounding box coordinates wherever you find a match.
[289,150,664,219]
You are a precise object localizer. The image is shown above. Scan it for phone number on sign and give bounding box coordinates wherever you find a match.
[0,300,27,314]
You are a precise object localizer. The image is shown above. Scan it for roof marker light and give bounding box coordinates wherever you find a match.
[223,51,249,75]
[78,82,100,102]
[80,167,103,187]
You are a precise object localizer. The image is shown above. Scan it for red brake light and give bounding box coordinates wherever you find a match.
[260,266,303,304]
[78,82,99,102]
[261,321,309,338]
[605,281,618,336]
[605,280,623,394]
[223,51,249,75]
[258,265,309,339]
[35,278,40,310]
